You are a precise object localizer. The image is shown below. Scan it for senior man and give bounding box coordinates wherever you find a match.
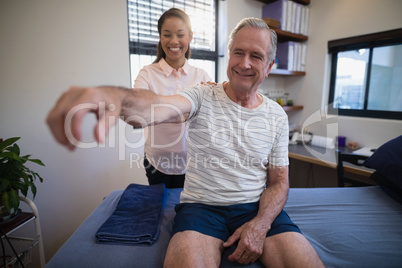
[47,17,324,267]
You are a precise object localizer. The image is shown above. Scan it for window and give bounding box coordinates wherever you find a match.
[327,29,402,120]
[127,0,218,85]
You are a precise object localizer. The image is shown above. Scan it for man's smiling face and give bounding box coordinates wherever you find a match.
[227,27,273,93]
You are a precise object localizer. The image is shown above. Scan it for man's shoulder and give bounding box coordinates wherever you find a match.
[261,95,288,117]
[178,84,222,106]
[184,83,222,93]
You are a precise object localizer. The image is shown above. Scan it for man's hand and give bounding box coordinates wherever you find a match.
[223,217,270,265]
[46,86,127,151]
[223,166,289,264]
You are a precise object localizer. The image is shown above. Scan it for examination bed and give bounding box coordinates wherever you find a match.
[45,185,402,268]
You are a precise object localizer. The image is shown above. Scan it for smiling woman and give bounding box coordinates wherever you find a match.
[131,7,213,189]
[127,0,217,82]
[157,13,193,69]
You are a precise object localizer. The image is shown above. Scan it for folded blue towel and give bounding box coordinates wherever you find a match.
[96,183,168,245]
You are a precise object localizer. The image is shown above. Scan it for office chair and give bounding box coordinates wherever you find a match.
[336,150,372,187]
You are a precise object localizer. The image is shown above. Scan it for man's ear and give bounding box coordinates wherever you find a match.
[266,59,275,78]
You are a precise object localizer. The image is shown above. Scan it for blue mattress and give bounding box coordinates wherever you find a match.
[46,186,402,268]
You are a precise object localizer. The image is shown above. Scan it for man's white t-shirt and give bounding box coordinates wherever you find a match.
[178,83,289,206]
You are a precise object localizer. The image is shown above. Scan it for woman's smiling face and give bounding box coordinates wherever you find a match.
[160,17,193,69]
[227,27,273,93]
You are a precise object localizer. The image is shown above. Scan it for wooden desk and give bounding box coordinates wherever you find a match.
[288,144,374,177]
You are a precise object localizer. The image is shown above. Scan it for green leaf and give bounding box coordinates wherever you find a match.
[0,180,10,192]
[19,155,29,164]
[0,137,45,204]
[10,189,20,212]
[2,192,13,211]
[30,182,37,198]
[0,137,20,152]
[19,185,28,197]
[0,151,22,162]
[28,158,45,166]
[11,143,20,155]
[2,190,20,212]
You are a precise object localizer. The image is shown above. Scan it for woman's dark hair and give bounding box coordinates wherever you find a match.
[154,8,192,63]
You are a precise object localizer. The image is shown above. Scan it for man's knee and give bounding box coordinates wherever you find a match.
[260,232,324,268]
[164,231,223,268]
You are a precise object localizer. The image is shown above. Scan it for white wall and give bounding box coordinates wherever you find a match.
[1,0,401,265]
[0,0,147,264]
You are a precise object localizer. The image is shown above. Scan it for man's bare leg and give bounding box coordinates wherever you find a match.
[164,230,224,268]
[260,232,324,268]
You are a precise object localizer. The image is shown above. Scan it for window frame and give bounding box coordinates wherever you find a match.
[327,28,402,120]
[127,0,220,82]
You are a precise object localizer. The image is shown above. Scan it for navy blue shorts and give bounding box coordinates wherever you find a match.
[171,202,301,241]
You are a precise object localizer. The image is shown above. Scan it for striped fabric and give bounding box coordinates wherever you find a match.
[178,84,289,205]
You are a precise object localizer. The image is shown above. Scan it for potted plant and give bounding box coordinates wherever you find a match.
[0,137,45,222]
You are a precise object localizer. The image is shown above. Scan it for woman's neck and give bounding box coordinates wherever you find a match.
[165,57,186,70]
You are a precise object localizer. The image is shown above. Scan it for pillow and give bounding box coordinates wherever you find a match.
[370,171,402,204]
[364,135,402,203]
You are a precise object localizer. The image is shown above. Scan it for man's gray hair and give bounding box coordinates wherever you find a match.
[227,17,277,63]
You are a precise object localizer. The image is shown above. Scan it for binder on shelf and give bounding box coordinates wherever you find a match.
[294,3,302,34]
[277,41,295,71]
[285,1,295,32]
[302,5,309,35]
[277,42,307,72]
[262,0,309,35]
[262,0,288,31]
[300,43,307,71]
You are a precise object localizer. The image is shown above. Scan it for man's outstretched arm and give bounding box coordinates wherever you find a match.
[46,86,191,151]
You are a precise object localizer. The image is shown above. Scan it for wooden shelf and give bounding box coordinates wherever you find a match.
[283,105,303,111]
[256,0,310,5]
[0,212,35,236]
[270,69,306,76]
[273,28,308,42]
